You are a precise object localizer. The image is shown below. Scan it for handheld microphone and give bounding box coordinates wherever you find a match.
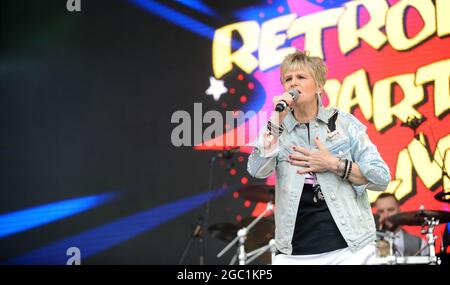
[275,88,299,112]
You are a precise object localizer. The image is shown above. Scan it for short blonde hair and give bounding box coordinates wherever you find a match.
[280,50,327,88]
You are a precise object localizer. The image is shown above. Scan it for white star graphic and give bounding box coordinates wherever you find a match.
[205,76,227,101]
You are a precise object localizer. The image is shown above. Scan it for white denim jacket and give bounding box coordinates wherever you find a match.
[247,100,391,254]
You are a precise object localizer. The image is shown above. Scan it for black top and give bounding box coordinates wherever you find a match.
[289,119,347,255]
[291,182,348,255]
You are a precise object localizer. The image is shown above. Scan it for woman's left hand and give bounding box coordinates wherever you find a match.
[289,137,337,174]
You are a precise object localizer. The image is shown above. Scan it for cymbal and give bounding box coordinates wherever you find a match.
[208,223,238,242]
[387,210,450,226]
[237,184,275,203]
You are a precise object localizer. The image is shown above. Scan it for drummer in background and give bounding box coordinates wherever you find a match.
[374,193,429,256]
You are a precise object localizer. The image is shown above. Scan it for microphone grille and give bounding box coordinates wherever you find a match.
[288,88,299,100]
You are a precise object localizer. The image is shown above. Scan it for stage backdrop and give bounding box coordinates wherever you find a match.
[1,0,449,264]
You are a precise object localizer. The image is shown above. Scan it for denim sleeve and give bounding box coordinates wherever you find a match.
[345,114,391,195]
[247,125,279,179]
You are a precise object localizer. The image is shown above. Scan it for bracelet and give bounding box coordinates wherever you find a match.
[268,121,284,132]
[267,120,284,136]
[344,159,351,180]
[345,160,353,180]
[341,159,348,179]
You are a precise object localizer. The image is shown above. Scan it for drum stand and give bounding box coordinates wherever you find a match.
[386,231,395,256]
[376,216,441,265]
[217,202,274,265]
[420,216,440,265]
[245,239,276,264]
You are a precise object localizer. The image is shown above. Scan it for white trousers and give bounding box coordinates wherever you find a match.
[272,242,377,265]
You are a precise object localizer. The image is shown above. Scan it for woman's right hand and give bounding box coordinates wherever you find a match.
[271,92,294,125]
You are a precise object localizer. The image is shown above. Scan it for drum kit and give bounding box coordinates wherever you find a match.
[208,185,276,265]
[207,184,450,265]
[374,206,450,265]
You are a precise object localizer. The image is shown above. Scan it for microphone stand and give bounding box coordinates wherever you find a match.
[178,157,215,265]
[202,147,240,264]
[402,116,450,202]
[201,155,217,265]
[178,149,236,265]
[178,216,203,265]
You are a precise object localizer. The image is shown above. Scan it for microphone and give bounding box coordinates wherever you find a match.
[400,115,426,130]
[275,88,299,112]
[215,147,240,159]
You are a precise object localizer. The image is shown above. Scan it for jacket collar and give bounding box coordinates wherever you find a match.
[282,95,331,133]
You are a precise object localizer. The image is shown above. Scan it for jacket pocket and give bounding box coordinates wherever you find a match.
[326,137,350,157]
